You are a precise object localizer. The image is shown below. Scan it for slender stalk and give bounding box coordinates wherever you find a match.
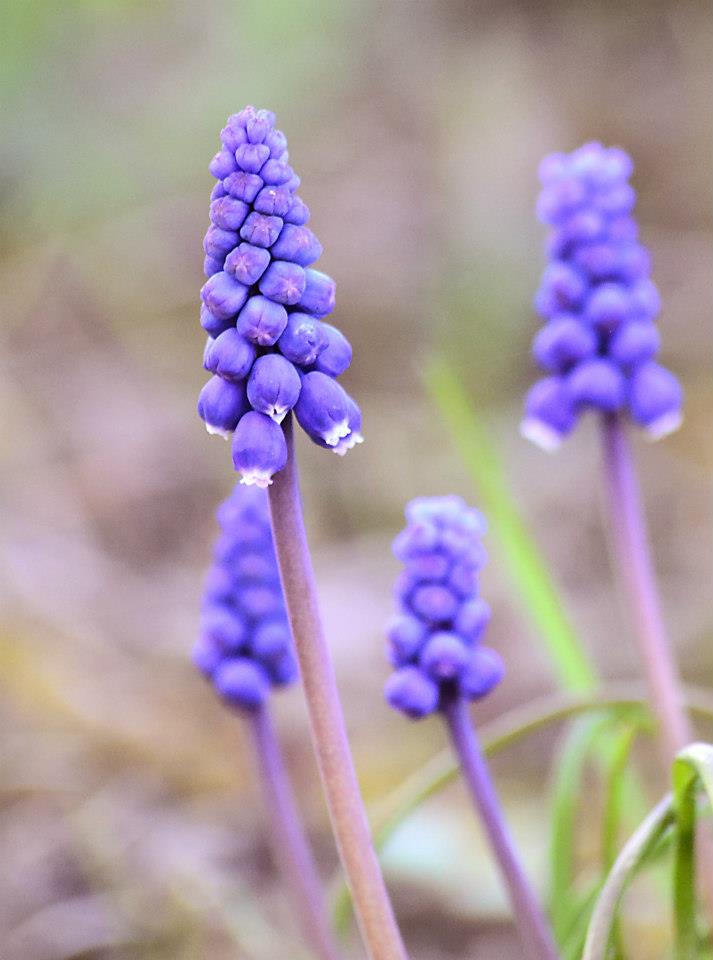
[600,414,692,768]
[268,415,409,960]
[442,696,560,960]
[248,704,343,960]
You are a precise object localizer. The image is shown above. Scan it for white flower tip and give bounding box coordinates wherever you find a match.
[266,405,289,424]
[322,419,351,447]
[520,417,563,453]
[333,431,364,456]
[645,410,683,441]
[206,423,231,440]
[239,470,273,489]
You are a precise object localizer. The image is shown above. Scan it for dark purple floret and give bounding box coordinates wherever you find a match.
[193,483,297,711]
[197,106,362,484]
[385,497,504,720]
[523,142,683,449]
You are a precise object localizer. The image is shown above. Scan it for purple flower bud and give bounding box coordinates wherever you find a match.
[521,377,577,451]
[284,196,310,226]
[200,606,247,652]
[236,295,288,346]
[254,184,293,217]
[268,652,298,686]
[204,329,256,382]
[535,261,588,317]
[265,128,288,158]
[232,410,288,487]
[628,362,683,439]
[277,313,328,366]
[246,110,274,144]
[410,584,459,624]
[201,272,249,320]
[460,647,504,701]
[270,224,323,267]
[210,197,250,231]
[629,279,660,320]
[239,585,283,620]
[224,171,263,203]
[567,358,625,411]
[298,269,336,317]
[294,371,350,447]
[192,634,223,678]
[532,316,597,373]
[224,242,271,285]
[247,353,302,423]
[209,148,238,179]
[235,142,270,174]
[258,260,307,305]
[211,181,227,200]
[313,323,352,376]
[260,159,294,185]
[454,598,491,642]
[204,255,223,278]
[203,225,239,260]
[251,618,292,659]
[200,302,235,337]
[215,658,270,709]
[332,395,363,456]
[387,614,428,664]
[584,282,631,332]
[240,211,283,248]
[220,115,248,152]
[608,321,660,367]
[385,667,440,718]
[198,376,249,437]
[419,631,470,681]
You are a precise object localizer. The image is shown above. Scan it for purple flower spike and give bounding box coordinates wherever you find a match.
[247,354,302,424]
[232,410,288,487]
[198,107,362,479]
[385,497,503,720]
[524,142,683,444]
[197,376,249,438]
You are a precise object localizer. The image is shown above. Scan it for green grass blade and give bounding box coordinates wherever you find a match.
[672,743,713,958]
[583,795,675,960]
[424,355,597,692]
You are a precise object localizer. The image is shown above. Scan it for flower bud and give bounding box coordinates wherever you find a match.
[204,329,256,382]
[247,354,302,423]
[198,376,249,437]
[236,295,288,346]
[232,411,288,487]
[294,371,350,447]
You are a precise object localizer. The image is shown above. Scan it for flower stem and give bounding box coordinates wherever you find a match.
[248,704,343,960]
[268,415,409,960]
[600,414,692,767]
[442,695,560,960]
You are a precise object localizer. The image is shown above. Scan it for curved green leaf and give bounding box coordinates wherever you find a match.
[672,743,713,958]
[582,795,675,960]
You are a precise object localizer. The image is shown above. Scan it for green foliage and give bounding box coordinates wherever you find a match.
[424,355,597,692]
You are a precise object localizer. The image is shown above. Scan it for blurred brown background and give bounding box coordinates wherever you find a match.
[1,1,711,958]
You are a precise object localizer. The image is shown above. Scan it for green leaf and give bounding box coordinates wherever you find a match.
[583,795,675,960]
[672,743,713,958]
[424,355,597,692]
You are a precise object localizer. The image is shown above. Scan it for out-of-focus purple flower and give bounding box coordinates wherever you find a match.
[193,483,297,710]
[385,496,503,720]
[197,107,362,485]
[523,142,683,448]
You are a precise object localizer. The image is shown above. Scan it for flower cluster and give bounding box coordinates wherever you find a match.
[385,496,504,719]
[198,106,362,487]
[193,483,297,710]
[522,142,683,451]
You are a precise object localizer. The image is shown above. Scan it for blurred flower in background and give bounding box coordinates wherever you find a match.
[0,1,711,958]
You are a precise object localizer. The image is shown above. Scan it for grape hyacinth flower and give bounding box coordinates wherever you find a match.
[198,106,362,487]
[385,496,503,718]
[386,497,558,960]
[194,483,340,960]
[522,142,682,451]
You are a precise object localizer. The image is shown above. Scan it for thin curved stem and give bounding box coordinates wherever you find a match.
[268,416,408,960]
[600,414,692,765]
[442,696,560,960]
[248,705,343,960]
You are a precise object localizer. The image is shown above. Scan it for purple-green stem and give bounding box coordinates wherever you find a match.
[268,415,409,960]
[442,696,560,960]
[601,414,713,923]
[248,704,342,960]
[600,414,692,766]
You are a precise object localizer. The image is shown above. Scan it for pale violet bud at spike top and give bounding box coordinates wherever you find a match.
[194,483,297,710]
[523,142,683,444]
[247,354,302,423]
[232,411,288,488]
[385,496,503,720]
[198,107,362,484]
